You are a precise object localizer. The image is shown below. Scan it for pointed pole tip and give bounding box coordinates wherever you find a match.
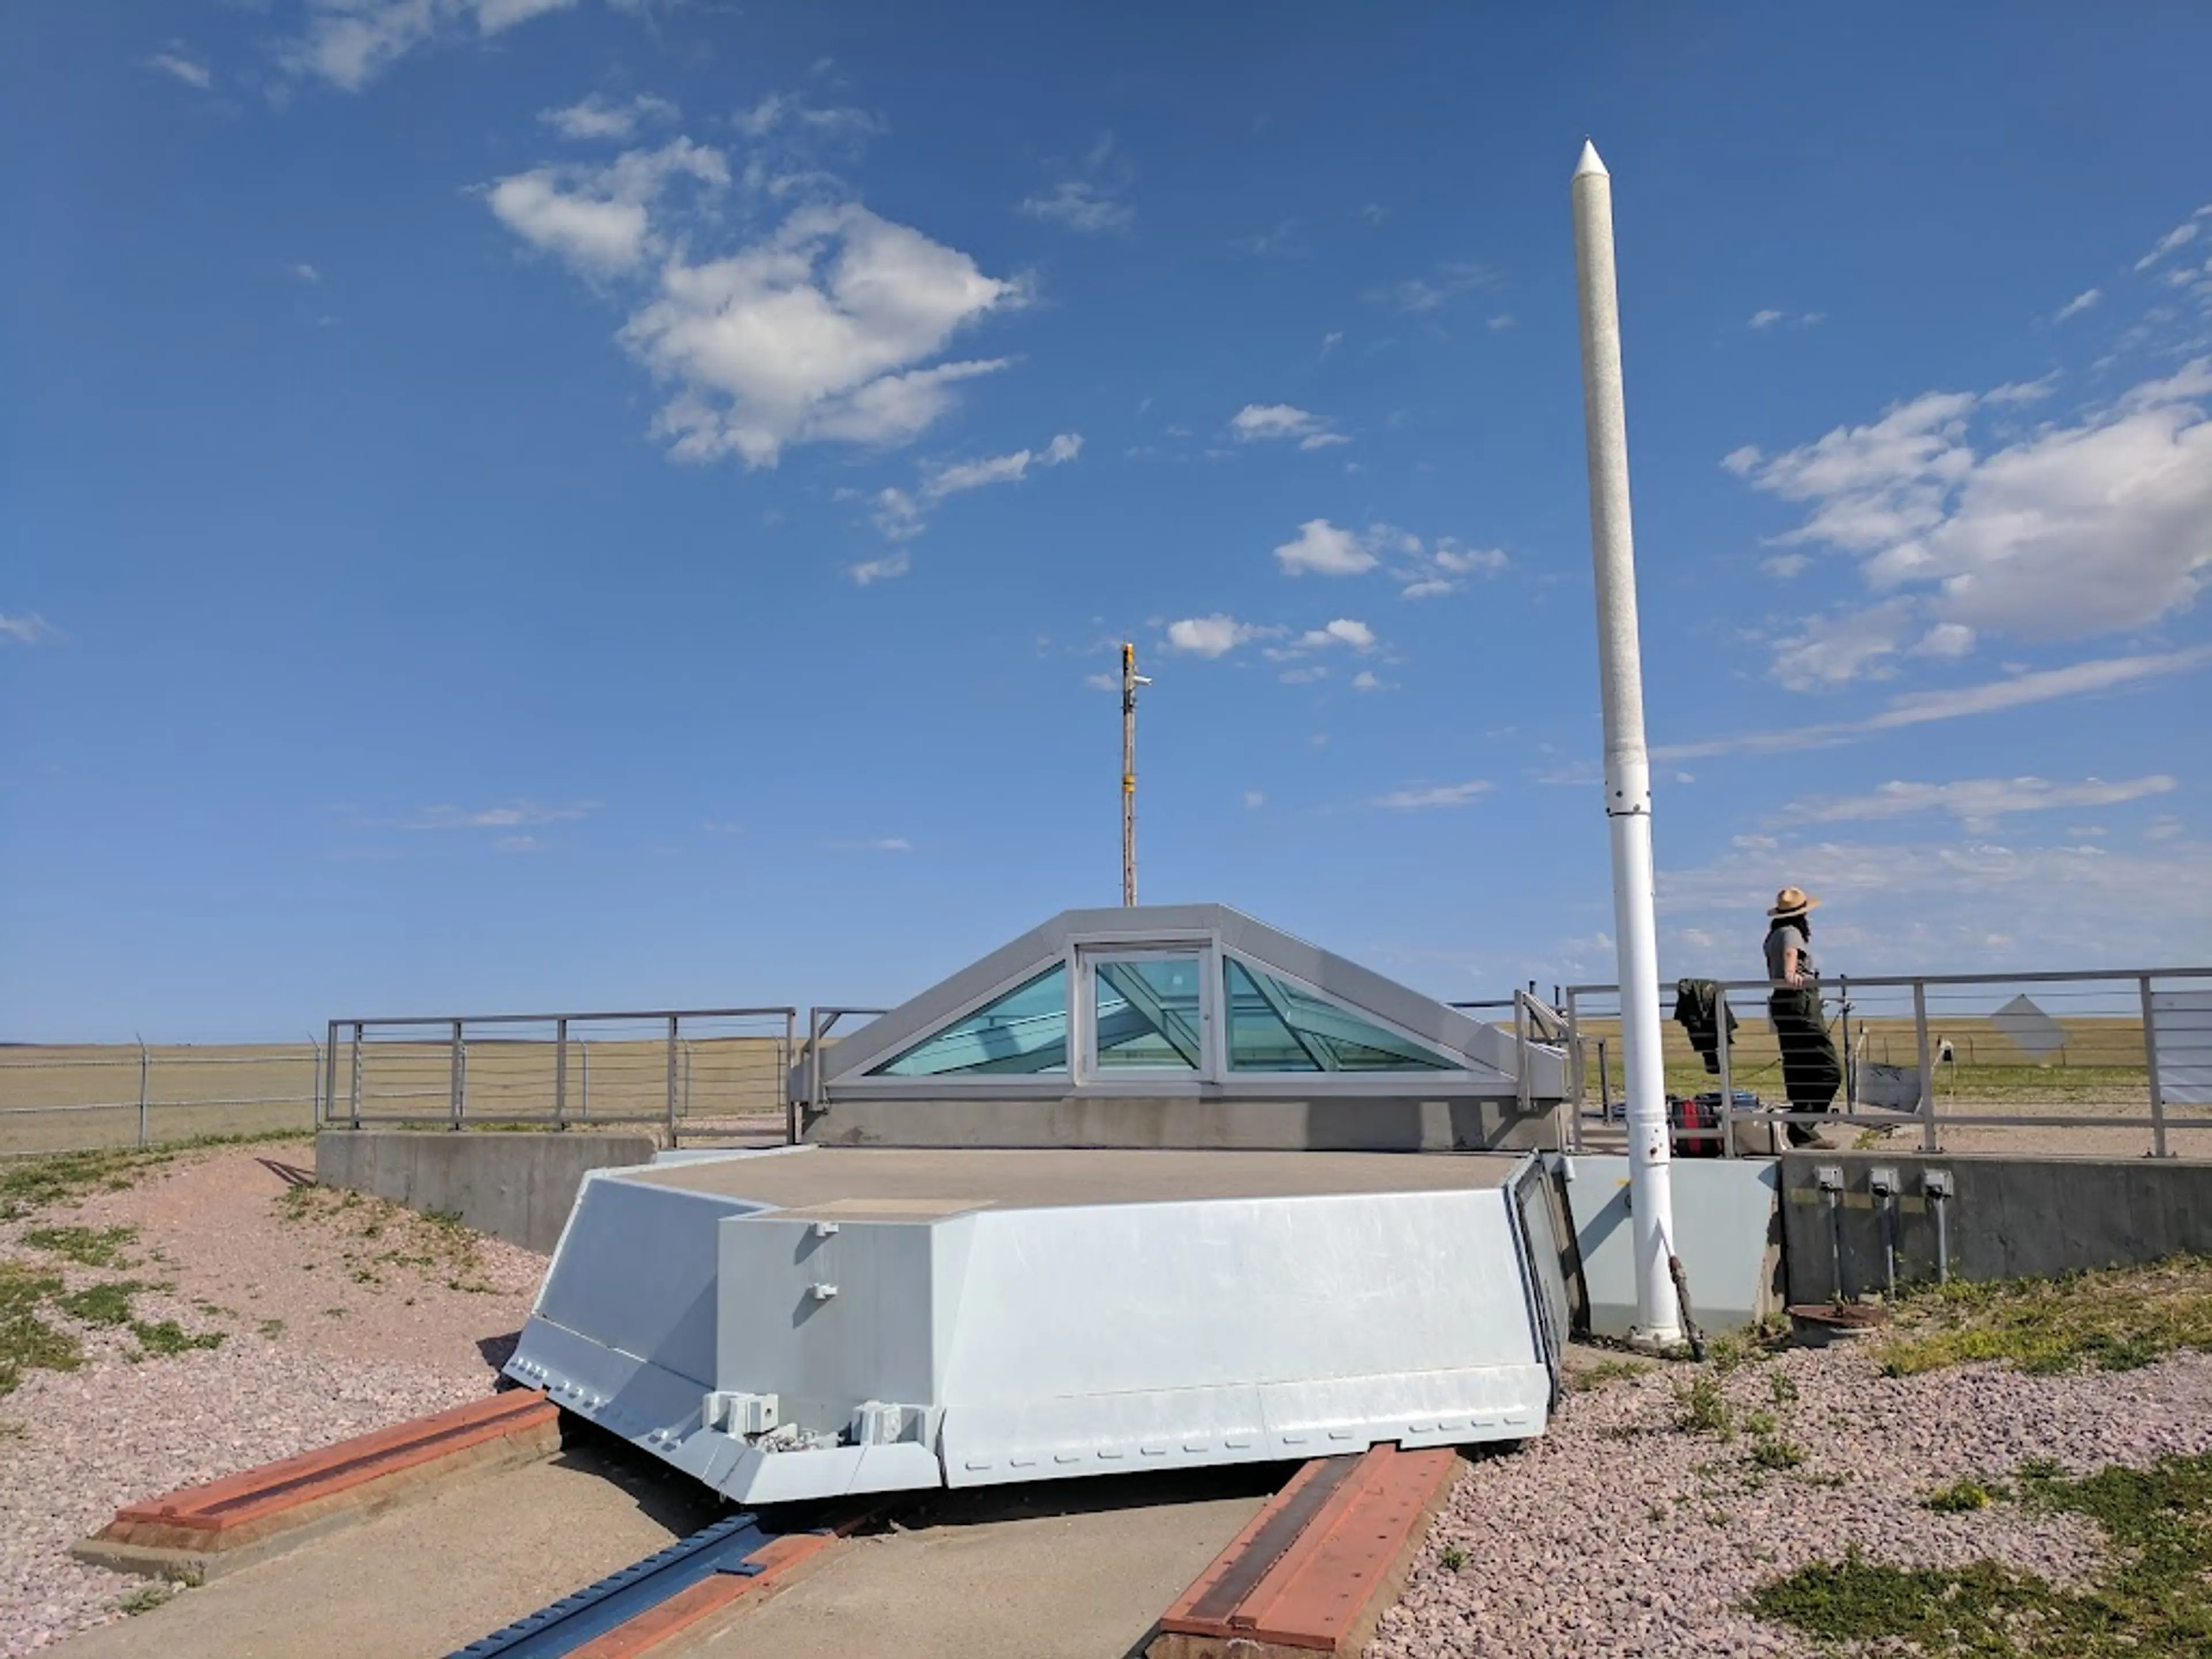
[1574,139,1608,180]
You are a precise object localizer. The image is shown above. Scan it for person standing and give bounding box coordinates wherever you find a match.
[1765,887,1841,1148]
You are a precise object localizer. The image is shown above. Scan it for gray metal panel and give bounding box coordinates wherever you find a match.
[808,903,1556,1092]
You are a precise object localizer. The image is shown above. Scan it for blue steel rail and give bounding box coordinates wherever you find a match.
[448,1511,781,1659]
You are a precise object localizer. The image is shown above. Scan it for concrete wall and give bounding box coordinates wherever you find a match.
[1557,1155,1783,1338]
[803,1094,1565,1153]
[1779,1150,2212,1305]
[315,1130,660,1255]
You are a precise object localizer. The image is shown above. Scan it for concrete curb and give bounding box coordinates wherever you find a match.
[1150,1444,1463,1657]
[73,1389,561,1581]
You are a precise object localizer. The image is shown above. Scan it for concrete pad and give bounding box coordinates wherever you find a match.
[54,1442,724,1659]
[684,1468,1285,1659]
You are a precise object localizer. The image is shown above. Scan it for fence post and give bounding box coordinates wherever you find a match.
[580,1041,590,1120]
[1914,979,1938,1153]
[2141,974,2169,1160]
[323,1021,339,1134]
[1717,992,1736,1158]
[449,1020,464,1130]
[137,1040,150,1149]
[309,1036,323,1131]
[666,1016,679,1147]
[350,1023,363,1128]
[555,1017,569,1130]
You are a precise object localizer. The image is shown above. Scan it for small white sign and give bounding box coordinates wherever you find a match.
[1988,994,2067,1060]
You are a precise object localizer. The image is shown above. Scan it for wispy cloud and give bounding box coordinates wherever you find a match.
[1229,404,1347,450]
[828,835,912,852]
[1368,261,1497,315]
[870,433,1082,540]
[144,46,213,90]
[1654,647,2212,762]
[0,612,58,646]
[279,0,580,92]
[2133,206,2211,272]
[406,800,599,830]
[2054,287,2102,323]
[487,138,729,277]
[1748,308,1824,331]
[1375,781,1491,810]
[1777,774,2176,830]
[539,92,677,142]
[847,551,911,586]
[1018,132,1134,234]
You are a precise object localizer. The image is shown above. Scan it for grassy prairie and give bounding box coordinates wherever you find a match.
[0,1034,792,1156]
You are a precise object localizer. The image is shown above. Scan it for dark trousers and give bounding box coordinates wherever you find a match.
[1770,987,1841,1141]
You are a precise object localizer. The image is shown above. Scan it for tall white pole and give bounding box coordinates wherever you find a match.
[1572,140,1681,1349]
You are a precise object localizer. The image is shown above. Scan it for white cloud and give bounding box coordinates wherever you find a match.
[1274,518,1376,577]
[1657,831,2212,969]
[1086,672,1118,692]
[1244,790,1266,809]
[1913,622,1975,658]
[1749,309,1783,330]
[1369,262,1497,315]
[1351,670,1382,691]
[2146,814,2183,842]
[145,47,213,90]
[539,92,677,141]
[0,612,57,646]
[281,0,578,91]
[830,835,911,852]
[1779,774,2176,828]
[2133,207,2210,272]
[1376,781,1491,810]
[736,92,882,145]
[1396,538,1507,599]
[1731,361,2212,675]
[1298,618,1374,651]
[2054,287,2102,323]
[1760,553,1810,579]
[291,262,322,283]
[1654,646,2212,761]
[1748,308,1824,332]
[924,432,1081,498]
[1487,313,1516,332]
[847,551,911,586]
[1768,599,1917,690]
[620,203,1020,467]
[492,835,543,854]
[1165,615,1266,658]
[407,799,597,831]
[1279,665,1328,684]
[487,138,729,277]
[1230,404,1346,449]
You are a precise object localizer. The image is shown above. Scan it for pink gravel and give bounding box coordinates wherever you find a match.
[0,1143,544,1655]
[1370,1343,2212,1658]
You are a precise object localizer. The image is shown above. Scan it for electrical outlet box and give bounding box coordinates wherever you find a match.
[1868,1166,1900,1196]
[1923,1168,1954,1198]
[1815,1165,1845,1192]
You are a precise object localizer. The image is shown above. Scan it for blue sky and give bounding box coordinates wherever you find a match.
[3,2,2210,1041]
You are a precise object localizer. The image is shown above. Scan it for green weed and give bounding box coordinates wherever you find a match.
[129,1320,224,1357]
[1438,1545,1466,1572]
[55,1280,147,1328]
[1923,1476,2012,1513]
[1568,1358,1652,1391]
[1675,1374,1734,1438]
[0,1262,81,1394]
[1876,1256,2212,1377]
[1750,1452,2212,1656]
[1749,1435,1805,1471]
[20,1225,137,1268]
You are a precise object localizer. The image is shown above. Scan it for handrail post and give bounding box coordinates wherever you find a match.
[1914,980,1938,1153]
[666,1014,679,1147]
[449,1020,464,1129]
[2141,974,2169,1160]
[1716,991,1736,1158]
[555,1017,569,1130]
[323,1021,338,1134]
[783,1010,798,1146]
[350,1022,363,1128]
[1564,987,1585,1150]
[137,1040,150,1149]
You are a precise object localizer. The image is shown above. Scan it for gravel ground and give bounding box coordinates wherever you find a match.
[1371,1343,2212,1658]
[0,1143,544,1655]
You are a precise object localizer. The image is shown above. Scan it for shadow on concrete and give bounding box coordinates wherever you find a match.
[844,1459,1298,1535]
[548,1421,729,1538]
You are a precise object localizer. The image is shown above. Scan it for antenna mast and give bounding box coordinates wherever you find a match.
[1120,643,1149,904]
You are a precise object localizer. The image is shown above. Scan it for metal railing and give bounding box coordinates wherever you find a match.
[0,1042,328,1157]
[794,1007,888,1137]
[322,1007,798,1147]
[1560,967,2212,1159]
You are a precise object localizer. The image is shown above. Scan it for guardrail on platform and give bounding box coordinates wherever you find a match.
[1559,967,2212,1159]
[320,1007,798,1147]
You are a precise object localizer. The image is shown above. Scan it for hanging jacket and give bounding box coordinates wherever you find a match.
[1672,978,1739,1075]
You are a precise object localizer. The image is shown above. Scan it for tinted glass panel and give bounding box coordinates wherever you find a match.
[1093,956,1203,1070]
[1224,958,1460,1072]
[870,965,1069,1076]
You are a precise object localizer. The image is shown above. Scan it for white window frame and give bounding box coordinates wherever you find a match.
[1072,940,1221,1086]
